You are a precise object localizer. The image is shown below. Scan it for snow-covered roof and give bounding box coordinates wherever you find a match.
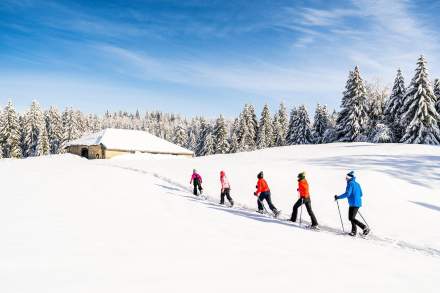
[65,128,194,156]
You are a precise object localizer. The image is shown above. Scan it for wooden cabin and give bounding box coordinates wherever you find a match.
[65,128,194,159]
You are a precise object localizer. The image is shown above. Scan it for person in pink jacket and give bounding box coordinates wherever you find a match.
[220,171,234,206]
[190,169,203,196]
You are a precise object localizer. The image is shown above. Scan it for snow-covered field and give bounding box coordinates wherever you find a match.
[1,143,439,292]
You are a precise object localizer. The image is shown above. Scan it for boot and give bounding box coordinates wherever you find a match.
[363,227,370,236]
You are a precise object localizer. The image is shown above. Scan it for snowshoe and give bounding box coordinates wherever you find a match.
[363,228,370,236]
[273,209,281,218]
[230,201,234,207]
[257,209,264,214]
[348,231,356,237]
[308,225,320,231]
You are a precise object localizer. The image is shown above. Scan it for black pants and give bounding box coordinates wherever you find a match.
[257,191,277,212]
[348,207,366,233]
[290,197,318,226]
[193,180,203,196]
[220,188,233,204]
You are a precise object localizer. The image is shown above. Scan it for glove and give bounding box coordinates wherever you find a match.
[334,195,338,201]
[254,192,257,196]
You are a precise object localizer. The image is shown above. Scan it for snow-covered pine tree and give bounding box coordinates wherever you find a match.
[288,105,313,144]
[18,115,27,156]
[237,105,253,151]
[273,102,288,146]
[186,118,200,151]
[228,118,240,153]
[247,104,258,150]
[0,100,22,158]
[384,69,406,141]
[313,104,331,143]
[45,106,64,154]
[195,118,212,156]
[36,126,50,156]
[286,107,298,145]
[62,108,82,144]
[370,123,394,143]
[173,122,188,147]
[336,66,369,142]
[213,115,230,154]
[201,132,215,156]
[434,78,440,115]
[23,101,47,157]
[256,104,274,149]
[365,80,387,134]
[400,56,440,144]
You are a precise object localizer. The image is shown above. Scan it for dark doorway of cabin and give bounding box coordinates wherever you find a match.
[81,148,89,158]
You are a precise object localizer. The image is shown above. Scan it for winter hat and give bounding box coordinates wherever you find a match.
[257,171,264,179]
[297,172,306,180]
[346,171,355,178]
[193,169,197,173]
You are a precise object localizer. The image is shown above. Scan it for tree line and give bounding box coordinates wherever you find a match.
[1,55,439,159]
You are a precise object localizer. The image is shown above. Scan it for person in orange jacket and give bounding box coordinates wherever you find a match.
[290,172,319,228]
[254,171,280,217]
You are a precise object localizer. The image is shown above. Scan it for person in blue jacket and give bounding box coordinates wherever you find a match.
[335,171,370,236]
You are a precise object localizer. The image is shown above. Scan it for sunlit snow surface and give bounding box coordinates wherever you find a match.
[1,143,439,292]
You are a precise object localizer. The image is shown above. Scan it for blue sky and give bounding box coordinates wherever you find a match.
[1,0,440,117]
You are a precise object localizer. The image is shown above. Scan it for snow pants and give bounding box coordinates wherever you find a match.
[290,197,318,226]
[257,191,277,212]
[193,179,203,196]
[220,188,233,205]
[348,207,366,233]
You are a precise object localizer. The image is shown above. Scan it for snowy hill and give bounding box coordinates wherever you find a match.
[1,143,439,292]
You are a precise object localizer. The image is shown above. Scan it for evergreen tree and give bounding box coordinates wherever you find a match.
[365,80,387,132]
[45,107,64,154]
[286,107,298,144]
[173,122,188,147]
[229,132,239,153]
[62,108,82,143]
[228,118,240,153]
[186,118,200,151]
[247,104,258,149]
[213,115,230,154]
[370,123,394,143]
[201,132,215,156]
[272,102,288,146]
[196,118,212,156]
[237,105,254,151]
[434,78,440,114]
[36,127,50,156]
[18,115,27,156]
[400,56,440,144]
[256,104,274,149]
[336,66,369,142]
[288,105,313,144]
[313,104,331,143]
[384,69,406,141]
[0,100,22,158]
[23,101,46,157]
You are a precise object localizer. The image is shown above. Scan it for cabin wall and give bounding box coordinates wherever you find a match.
[66,145,103,159]
[67,145,193,159]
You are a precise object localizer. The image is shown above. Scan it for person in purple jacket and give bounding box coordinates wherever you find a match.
[190,169,203,196]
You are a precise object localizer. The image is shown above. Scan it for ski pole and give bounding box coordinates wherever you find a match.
[299,198,303,226]
[258,199,269,214]
[335,199,345,233]
[358,211,369,228]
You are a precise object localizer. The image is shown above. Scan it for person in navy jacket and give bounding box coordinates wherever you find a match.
[335,171,370,236]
